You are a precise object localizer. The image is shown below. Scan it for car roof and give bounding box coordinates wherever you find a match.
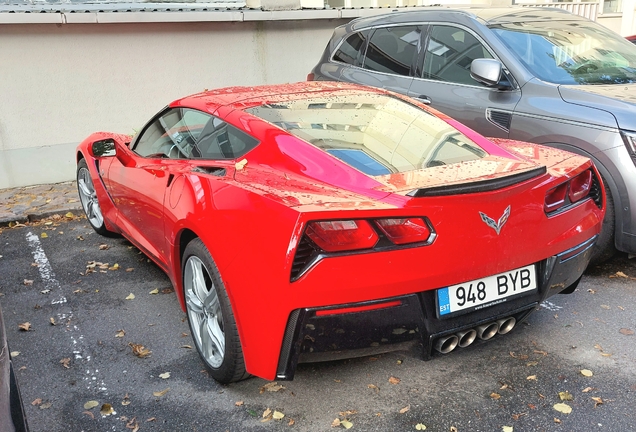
[348,6,585,30]
[172,81,388,112]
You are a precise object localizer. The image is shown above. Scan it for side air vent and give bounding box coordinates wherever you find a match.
[589,170,603,209]
[487,109,512,133]
[290,236,319,281]
[192,166,226,176]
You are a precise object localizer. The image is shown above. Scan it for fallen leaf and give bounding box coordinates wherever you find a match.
[588,288,596,294]
[554,417,562,424]
[99,244,109,250]
[262,408,272,419]
[601,305,611,309]
[109,263,120,271]
[288,418,295,426]
[415,424,426,431]
[582,387,594,393]
[84,400,99,409]
[559,391,573,401]
[159,372,170,379]
[235,401,244,407]
[389,376,400,385]
[126,268,134,272]
[591,396,603,407]
[32,398,43,406]
[260,382,285,393]
[509,352,528,360]
[10,351,20,358]
[272,411,285,420]
[40,402,52,410]
[18,322,32,331]
[65,212,75,219]
[41,232,48,238]
[115,330,125,338]
[49,317,56,326]
[181,345,192,349]
[553,403,572,414]
[526,375,537,381]
[490,393,501,400]
[619,328,634,336]
[146,417,156,422]
[153,388,169,397]
[614,271,629,278]
[331,418,341,427]
[528,404,537,410]
[125,293,135,300]
[60,358,71,369]
[149,289,159,295]
[23,279,34,286]
[100,403,114,416]
[341,420,353,429]
[580,369,593,377]
[502,426,513,432]
[129,343,151,358]
[125,417,139,431]
[399,405,410,414]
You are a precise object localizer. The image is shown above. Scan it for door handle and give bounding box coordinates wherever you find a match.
[414,95,432,105]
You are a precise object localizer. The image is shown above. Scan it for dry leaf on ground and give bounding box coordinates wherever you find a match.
[558,391,573,401]
[388,376,400,384]
[159,372,170,379]
[399,405,410,414]
[84,400,99,410]
[60,358,71,369]
[18,322,32,331]
[125,293,135,300]
[553,403,572,414]
[619,328,634,336]
[129,343,151,358]
[260,382,285,393]
[153,388,169,397]
[272,411,285,420]
[100,403,114,416]
[580,369,593,377]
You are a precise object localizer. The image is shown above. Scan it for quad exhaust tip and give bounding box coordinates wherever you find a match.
[433,316,517,354]
[497,317,516,335]
[434,335,458,354]
[476,322,499,340]
[456,329,477,348]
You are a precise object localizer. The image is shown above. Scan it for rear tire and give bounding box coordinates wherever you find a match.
[590,180,616,265]
[182,238,248,384]
[76,159,115,237]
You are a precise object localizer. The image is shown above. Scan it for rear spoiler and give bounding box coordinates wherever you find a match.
[407,166,547,197]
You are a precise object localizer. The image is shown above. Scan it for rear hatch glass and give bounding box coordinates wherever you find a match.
[245,94,488,176]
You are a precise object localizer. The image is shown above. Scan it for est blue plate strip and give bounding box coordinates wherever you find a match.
[438,287,450,316]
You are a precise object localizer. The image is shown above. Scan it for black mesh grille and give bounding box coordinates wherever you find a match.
[290,236,318,280]
[589,170,603,208]
[487,110,512,132]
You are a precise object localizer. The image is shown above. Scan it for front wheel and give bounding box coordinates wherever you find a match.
[182,238,248,383]
[77,159,115,236]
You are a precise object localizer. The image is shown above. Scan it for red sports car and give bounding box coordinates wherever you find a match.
[76,82,604,383]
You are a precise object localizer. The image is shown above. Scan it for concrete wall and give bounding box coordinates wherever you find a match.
[0,18,348,188]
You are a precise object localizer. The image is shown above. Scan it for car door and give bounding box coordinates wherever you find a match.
[408,24,522,138]
[105,108,206,265]
[339,25,422,95]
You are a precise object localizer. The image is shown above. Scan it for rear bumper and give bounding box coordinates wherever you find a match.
[275,235,596,380]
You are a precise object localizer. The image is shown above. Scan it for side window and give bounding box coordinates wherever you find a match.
[195,117,259,160]
[422,25,494,85]
[133,109,259,160]
[362,26,421,76]
[333,30,370,66]
[133,108,211,159]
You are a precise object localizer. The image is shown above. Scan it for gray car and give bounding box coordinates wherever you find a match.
[310,7,636,263]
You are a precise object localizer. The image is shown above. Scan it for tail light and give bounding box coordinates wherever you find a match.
[307,73,315,81]
[305,220,378,252]
[544,169,594,214]
[544,183,567,213]
[375,218,431,245]
[568,169,592,203]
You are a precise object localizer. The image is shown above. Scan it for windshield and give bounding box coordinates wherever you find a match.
[490,20,636,85]
[246,94,487,176]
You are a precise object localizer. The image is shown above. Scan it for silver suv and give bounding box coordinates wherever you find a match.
[310,7,636,262]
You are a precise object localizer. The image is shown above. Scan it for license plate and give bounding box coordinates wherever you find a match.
[437,264,537,317]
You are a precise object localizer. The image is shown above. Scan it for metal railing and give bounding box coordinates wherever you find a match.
[518,1,600,21]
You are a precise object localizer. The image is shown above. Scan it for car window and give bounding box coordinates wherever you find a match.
[362,26,421,76]
[133,108,258,160]
[333,30,371,66]
[422,25,493,85]
[245,93,487,176]
[491,20,636,85]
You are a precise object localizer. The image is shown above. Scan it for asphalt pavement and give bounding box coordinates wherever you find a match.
[0,185,635,431]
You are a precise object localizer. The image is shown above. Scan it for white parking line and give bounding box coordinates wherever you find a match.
[25,232,112,402]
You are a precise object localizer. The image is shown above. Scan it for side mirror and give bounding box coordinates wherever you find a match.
[90,139,116,157]
[470,59,512,90]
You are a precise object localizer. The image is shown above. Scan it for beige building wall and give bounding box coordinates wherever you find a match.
[0,19,348,188]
